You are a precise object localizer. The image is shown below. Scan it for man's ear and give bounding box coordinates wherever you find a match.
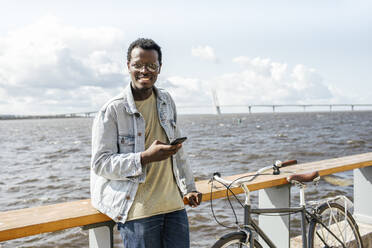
[127,61,130,70]
[158,64,162,74]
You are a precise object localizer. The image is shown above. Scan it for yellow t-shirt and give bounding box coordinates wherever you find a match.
[126,92,184,221]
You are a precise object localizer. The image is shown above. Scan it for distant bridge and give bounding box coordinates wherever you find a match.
[220,104,372,114]
[178,103,372,114]
[2,104,372,120]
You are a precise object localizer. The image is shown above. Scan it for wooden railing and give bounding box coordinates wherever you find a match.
[1,152,372,247]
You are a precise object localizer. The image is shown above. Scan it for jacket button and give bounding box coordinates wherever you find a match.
[138,132,142,136]
[126,195,131,200]
[117,216,122,221]
[134,113,140,118]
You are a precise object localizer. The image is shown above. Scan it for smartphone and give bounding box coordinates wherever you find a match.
[170,137,187,145]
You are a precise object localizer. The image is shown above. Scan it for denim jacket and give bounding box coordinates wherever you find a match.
[90,84,196,222]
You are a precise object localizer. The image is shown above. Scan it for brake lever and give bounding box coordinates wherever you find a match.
[272,160,282,175]
[273,164,280,175]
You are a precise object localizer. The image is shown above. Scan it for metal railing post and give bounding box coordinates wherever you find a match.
[83,221,115,248]
[354,167,372,224]
[259,184,291,248]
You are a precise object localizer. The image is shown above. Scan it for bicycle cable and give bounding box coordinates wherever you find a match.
[210,173,275,228]
[210,178,237,229]
[224,173,273,208]
[210,174,261,228]
[210,170,298,229]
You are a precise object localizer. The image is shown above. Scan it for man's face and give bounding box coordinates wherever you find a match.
[127,47,161,92]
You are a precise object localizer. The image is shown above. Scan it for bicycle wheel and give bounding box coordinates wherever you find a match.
[211,232,263,248]
[309,202,363,248]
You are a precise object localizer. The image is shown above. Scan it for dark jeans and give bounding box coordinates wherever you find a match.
[117,209,190,248]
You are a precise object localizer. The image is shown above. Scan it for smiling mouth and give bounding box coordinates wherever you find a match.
[137,75,152,82]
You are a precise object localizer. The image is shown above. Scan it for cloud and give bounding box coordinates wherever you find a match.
[191,45,218,62]
[164,57,337,113]
[160,76,212,106]
[0,15,128,114]
[214,56,333,105]
[0,16,353,115]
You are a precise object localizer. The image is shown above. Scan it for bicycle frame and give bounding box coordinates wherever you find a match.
[241,199,347,248]
[242,204,307,248]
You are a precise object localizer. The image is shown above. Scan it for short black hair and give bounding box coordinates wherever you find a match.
[127,38,162,64]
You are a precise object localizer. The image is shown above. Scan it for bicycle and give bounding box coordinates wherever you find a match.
[209,160,364,248]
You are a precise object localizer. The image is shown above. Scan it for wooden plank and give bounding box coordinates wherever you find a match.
[1,152,372,242]
[196,152,372,201]
[0,200,110,242]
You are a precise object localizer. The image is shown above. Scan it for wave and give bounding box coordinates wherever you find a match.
[43,148,82,159]
[289,151,325,157]
[323,175,353,187]
[19,178,39,184]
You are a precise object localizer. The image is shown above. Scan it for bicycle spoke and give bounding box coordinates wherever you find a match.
[310,202,362,248]
[326,207,333,243]
[315,229,330,247]
[329,208,346,245]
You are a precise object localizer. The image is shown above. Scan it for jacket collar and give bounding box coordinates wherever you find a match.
[122,83,167,114]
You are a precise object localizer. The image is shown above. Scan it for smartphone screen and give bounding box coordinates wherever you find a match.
[170,137,187,145]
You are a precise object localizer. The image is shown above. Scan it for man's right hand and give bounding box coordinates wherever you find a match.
[140,140,182,165]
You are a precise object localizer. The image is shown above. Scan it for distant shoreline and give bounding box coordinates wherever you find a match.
[0,116,88,120]
[1,109,372,120]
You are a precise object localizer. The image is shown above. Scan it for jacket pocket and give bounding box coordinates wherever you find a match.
[118,135,135,154]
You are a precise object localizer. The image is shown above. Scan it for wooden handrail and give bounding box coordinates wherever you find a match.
[1,152,372,242]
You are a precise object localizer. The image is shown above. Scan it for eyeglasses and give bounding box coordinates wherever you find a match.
[131,62,159,72]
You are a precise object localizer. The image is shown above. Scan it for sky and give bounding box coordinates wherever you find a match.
[0,0,371,115]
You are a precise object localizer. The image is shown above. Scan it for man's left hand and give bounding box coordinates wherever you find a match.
[183,192,202,208]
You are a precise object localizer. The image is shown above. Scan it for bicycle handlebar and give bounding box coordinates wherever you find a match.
[213,159,298,187]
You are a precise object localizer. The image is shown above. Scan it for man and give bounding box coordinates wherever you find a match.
[90,38,201,248]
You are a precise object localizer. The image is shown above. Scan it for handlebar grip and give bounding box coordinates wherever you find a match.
[281,160,297,167]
